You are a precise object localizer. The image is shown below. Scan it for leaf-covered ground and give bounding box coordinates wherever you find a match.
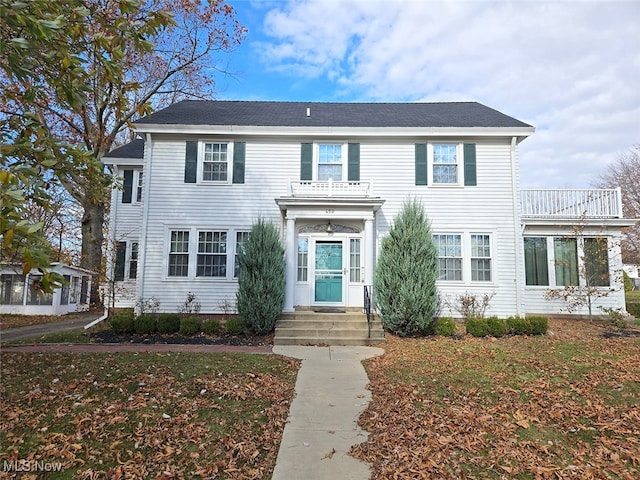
[351,318,640,479]
[0,352,299,479]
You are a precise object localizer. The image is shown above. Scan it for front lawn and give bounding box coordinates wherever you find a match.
[0,352,299,479]
[352,317,640,479]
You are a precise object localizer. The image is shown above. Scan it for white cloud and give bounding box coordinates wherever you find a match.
[251,0,640,187]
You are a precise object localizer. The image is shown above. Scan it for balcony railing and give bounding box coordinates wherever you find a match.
[290,179,372,197]
[520,188,623,218]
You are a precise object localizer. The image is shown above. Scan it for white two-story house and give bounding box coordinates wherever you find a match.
[104,100,634,319]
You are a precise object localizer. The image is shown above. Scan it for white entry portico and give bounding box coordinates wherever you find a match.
[276,196,384,312]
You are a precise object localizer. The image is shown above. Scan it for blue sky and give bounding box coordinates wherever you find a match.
[214,0,639,189]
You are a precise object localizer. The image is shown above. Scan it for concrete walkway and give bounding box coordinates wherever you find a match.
[272,345,384,480]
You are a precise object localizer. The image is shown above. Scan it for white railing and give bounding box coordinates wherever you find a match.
[520,188,622,218]
[290,179,372,197]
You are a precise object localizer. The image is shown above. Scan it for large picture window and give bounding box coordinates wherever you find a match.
[434,234,462,281]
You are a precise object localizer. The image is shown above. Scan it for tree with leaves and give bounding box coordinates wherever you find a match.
[236,219,285,335]
[597,145,640,265]
[1,0,246,303]
[375,198,439,336]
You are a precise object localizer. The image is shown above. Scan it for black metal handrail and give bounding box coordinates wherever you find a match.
[364,285,372,338]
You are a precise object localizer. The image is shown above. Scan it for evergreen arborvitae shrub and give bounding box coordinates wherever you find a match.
[236,219,286,335]
[435,317,456,337]
[179,316,201,335]
[157,313,181,334]
[486,316,506,337]
[374,199,439,336]
[134,314,157,334]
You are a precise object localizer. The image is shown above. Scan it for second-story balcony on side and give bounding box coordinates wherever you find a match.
[289,179,373,198]
[520,188,623,219]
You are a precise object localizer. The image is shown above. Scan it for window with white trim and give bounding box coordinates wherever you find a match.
[135,171,143,202]
[432,144,458,184]
[129,242,139,279]
[203,142,228,182]
[234,231,250,278]
[168,230,190,277]
[317,144,343,181]
[471,234,492,281]
[434,234,462,281]
[197,231,227,277]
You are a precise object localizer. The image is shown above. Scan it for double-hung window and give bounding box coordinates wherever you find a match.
[197,231,227,277]
[318,144,343,181]
[434,234,462,281]
[203,143,228,182]
[471,234,491,281]
[136,171,144,202]
[168,231,190,277]
[432,144,458,184]
[129,242,139,279]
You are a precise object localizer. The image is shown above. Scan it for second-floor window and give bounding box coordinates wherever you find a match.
[432,144,458,184]
[318,144,343,181]
[203,143,228,182]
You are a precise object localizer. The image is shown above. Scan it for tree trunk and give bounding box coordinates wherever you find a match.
[81,198,105,306]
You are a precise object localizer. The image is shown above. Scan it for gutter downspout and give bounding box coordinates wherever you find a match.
[84,308,109,329]
[511,136,524,316]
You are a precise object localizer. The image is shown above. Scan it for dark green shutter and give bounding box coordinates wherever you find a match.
[115,242,126,281]
[122,170,133,203]
[184,141,198,183]
[232,142,246,184]
[300,143,313,181]
[348,143,360,181]
[415,144,427,185]
[464,143,477,186]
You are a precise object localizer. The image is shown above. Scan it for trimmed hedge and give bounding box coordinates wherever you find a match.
[225,317,244,336]
[157,314,181,334]
[435,317,456,337]
[467,315,548,337]
[134,314,157,334]
[179,317,201,335]
[202,318,221,335]
[110,312,135,334]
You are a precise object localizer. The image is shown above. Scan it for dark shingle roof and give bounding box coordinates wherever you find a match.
[135,100,531,129]
[104,138,145,159]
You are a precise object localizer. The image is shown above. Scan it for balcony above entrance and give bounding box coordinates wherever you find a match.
[289,179,372,197]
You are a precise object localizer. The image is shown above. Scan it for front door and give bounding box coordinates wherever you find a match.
[314,241,343,303]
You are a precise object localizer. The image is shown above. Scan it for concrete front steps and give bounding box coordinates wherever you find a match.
[274,310,385,346]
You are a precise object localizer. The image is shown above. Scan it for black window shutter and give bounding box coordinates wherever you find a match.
[122,170,133,203]
[415,144,427,185]
[232,142,246,184]
[300,143,313,181]
[115,242,126,281]
[184,141,198,183]
[464,143,477,186]
[348,143,360,181]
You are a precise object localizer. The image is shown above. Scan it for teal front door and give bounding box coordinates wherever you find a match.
[315,241,343,303]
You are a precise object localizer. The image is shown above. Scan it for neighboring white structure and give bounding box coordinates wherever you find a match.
[103,101,636,317]
[0,263,93,315]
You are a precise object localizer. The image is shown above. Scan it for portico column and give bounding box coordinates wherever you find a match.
[283,216,296,312]
[364,218,374,286]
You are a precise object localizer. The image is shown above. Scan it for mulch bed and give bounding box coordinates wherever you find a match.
[90,330,274,346]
